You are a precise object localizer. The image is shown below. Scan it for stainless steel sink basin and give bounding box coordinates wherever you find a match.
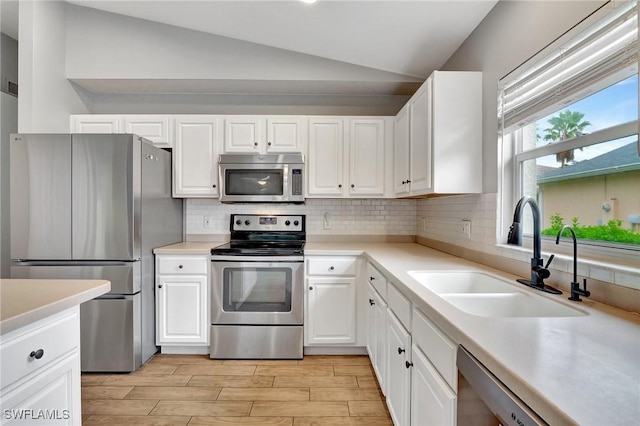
[408,270,587,318]
[408,271,520,294]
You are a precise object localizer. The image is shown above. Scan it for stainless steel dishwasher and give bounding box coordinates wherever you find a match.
[457,345,548,426]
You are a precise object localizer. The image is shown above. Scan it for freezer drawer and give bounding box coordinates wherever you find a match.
[80,295,141,372]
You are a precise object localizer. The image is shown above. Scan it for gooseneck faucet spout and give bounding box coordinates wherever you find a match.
[556,225,591,302]
[507,196,561,294]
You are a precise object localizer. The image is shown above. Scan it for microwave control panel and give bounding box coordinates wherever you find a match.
[291,169,303,196]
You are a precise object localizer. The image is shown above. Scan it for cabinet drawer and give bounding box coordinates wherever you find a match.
[1,308,79,390]
[158,256,208,275]
[388,282,411,330]
[306,257,357,276]
[412,307,457,391]
[366,262,387,298]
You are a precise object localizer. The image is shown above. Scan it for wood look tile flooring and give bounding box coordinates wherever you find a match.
[81,355,392,425]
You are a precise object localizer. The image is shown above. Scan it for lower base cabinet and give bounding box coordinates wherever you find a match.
[411,344,457,426]
[386,310,412,426]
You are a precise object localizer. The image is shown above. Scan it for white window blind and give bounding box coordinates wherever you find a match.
[498,1,638,131]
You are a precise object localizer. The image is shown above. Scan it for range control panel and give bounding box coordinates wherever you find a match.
[230,214,305,232]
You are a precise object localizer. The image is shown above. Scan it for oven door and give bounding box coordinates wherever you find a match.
[211,259,303,325]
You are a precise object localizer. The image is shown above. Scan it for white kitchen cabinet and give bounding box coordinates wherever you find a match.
[386,309,412,426]
[307,117,388,198]
[397,71,482,197]
[123,115,172,148]
[71,114,172,148]
[410,344,457,426]
[0,307,81,425]
[305,256,358,345]
[70,114,120,134]
[367,282,387,395]
[173,116,221,198]
[223,116,306,154]
[393,103,411,196]
[156,255,209,349]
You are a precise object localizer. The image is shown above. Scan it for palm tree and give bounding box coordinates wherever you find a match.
[543,110,591,167]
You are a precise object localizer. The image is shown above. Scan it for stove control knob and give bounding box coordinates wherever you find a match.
[245,220,251,226]
[235,220,242,226]
[293,220,299,226]
[285,220,291,226]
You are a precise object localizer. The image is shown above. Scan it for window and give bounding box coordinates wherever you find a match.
[499,1,639,251]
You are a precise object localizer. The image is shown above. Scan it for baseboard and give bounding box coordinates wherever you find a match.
[304,346,368,355]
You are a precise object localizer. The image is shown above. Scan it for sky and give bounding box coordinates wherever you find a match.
[535,74,638,168]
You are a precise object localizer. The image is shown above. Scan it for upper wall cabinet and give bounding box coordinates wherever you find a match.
[223,116,306,154]
[307,117,391,198]
[394,71,482,197]
[173,116,221,198]
[70,114,172,148]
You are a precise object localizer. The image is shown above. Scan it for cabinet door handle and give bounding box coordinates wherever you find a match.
[351,184,355,188]
[338,184,342,188]
[405,361,413,369]
[402,180,406,184]
[397,347,405,355]
[178,264,183,269]
[267,142,272,146]
[329,266,335,271]
[406,180,411,183]
[309,286,313,290]
[30,349,44,360]
[370,276,375,281]
[369,298,375,306]
[212,184,217,188]
[158,284,163,288]
[254,142,259,147]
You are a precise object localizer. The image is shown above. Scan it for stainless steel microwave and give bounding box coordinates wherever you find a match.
[219,154,305,203]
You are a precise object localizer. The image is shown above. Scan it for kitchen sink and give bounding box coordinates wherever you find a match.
[408,271,521,294]
[441,293,586,318]
[408,270,587,318]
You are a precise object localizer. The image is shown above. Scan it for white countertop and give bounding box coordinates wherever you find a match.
[0,279,111,335]
[155,241,640,425]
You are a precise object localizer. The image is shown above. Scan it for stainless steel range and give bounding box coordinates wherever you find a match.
[210,214,305,359]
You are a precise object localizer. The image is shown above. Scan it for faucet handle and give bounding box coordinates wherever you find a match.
[544,254,555,269]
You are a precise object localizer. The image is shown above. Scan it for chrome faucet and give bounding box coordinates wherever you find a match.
[556,225,591,302]
[507,196,561,294]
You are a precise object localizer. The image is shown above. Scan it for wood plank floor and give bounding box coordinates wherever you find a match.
[81,355,393,425]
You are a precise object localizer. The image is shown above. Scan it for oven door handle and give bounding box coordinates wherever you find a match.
[210,255,304,263]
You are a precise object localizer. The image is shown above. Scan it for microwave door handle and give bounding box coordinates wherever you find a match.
[283,164,289,201]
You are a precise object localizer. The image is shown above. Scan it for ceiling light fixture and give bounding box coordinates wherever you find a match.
[300,0,317,4]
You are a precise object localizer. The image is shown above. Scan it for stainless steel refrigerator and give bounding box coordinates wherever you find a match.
[10,134,183,372]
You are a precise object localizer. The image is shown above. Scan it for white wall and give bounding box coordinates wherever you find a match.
[18,1,90,132]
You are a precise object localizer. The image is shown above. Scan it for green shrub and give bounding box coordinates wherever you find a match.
[542,214,640,245]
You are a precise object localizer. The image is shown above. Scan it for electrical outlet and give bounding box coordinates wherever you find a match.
[422,218,427,231]
[462,220,471,239]
[204,216,213,228]
[323,212,331,230]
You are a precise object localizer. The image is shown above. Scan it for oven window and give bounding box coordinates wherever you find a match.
[222,267,292,312]
[225,170,284,196]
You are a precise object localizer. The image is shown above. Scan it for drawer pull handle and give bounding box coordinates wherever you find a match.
[178,265,183,269]
[158,284,163,289]
[30,349,44,360]
[369,298,375,306]
[309,286,314,290]
[405,361,413,369]
[329,266,335,271]
[397,347,405,355]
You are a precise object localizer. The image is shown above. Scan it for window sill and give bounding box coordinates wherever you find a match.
[495,239,640,291]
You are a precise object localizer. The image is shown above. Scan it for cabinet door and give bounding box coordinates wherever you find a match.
[349,119,385,196]
[411,345,456,426]
[307,118,345,196]
[367,283,387,395]
[123,115,172,148]
[173,117,219,197]
[156,275,208,344]
[1,352,81,425]
[393,104,411,196]
[224,116,265,153]
[386,310,412,426]
[267,117,306,153]
[70,115,120,133]
[409,80,433,195]
[306,277,356,344]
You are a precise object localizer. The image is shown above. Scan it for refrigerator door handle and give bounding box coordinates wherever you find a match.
[12,260,140,266]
